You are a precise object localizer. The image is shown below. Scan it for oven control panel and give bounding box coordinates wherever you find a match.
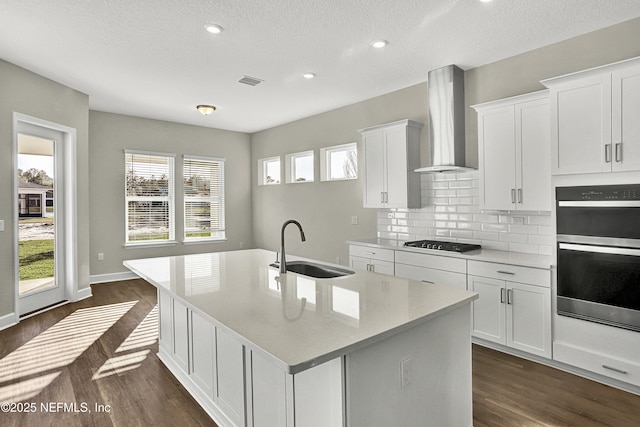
[556,184,640,201]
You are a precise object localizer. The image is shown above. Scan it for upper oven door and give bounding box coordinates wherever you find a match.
[556,201,640,239]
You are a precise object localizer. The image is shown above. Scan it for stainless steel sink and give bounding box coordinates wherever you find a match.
[270,261,355,279]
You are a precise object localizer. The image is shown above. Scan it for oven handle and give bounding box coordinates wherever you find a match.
[558,200,640,207]
[559,243,640,257]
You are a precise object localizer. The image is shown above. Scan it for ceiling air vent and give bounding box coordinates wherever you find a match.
[238,75,264,86]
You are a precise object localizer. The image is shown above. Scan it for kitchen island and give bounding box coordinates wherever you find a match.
[124,249,478,427]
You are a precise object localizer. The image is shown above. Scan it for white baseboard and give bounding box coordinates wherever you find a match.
[75,286,93,301]
[0,312,18,332]
[90,271,138,284]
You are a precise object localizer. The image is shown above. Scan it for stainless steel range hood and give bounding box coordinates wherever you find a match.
[414,65,475,173]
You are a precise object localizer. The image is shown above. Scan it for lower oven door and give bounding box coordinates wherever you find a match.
[557,241,640,332]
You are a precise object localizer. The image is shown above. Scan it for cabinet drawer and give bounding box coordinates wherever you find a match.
[395,264,467,290]
[349,245,394,262]
[467,260,550,287]
[395,251,466,273]
[554,341,640,387]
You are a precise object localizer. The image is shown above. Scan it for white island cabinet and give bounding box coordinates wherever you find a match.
[124,249,477,427]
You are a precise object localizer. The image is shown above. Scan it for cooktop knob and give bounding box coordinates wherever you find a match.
[437,244,443,250]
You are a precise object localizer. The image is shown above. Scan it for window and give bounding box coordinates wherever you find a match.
[258,156,281,185]
[320,142,357,181]
[125,150,175,245]
[183,156,225,241]
[286,150,314,183]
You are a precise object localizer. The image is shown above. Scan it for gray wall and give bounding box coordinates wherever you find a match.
[88,111,253,278]
[251,17,640,265]
[251,84,429,265]
[0,59,90,318]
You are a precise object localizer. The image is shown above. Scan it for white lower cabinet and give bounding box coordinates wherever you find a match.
[394,251,467,290]
[157,288,346,427]
[349,244,394,275]
[468,260,552,359]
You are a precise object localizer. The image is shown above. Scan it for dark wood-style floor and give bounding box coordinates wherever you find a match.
[0,279,639,426]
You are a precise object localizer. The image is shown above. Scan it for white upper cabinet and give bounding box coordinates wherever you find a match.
[542,56,640,174]
[473,91,551,212]
[359,119,422,208]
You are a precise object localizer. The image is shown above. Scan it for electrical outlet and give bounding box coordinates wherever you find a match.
[239,241,244,249]
[351,216,358,225]
[512,216,525,225]
[97,252,105,261]
[401,358,412,388]
[0,220,4,232]
[335,256,341,265]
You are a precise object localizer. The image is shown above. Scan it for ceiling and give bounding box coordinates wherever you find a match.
[2,1,640,134]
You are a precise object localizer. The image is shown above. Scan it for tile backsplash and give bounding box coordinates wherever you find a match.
[377,171,553,255]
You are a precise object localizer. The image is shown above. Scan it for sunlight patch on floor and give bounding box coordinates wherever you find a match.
[0,300,137,401]
[93,304,159,380]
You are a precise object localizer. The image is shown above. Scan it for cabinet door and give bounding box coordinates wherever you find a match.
[189,310,215,399]
[478,105,516,210]
[216,328,246,427]
[517,98,551,211]
[173,298,189,373]
[612,63,640,172]
[362,130,386,208]
[371,259,394,276]
[551,74,612,174]
[349,256,370,272]
[384,125,409,208]
[506,282,551,358]
[251,351,287,427]
[469,276,505,345]
[158,290,173,354]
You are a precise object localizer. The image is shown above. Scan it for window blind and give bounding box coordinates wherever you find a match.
[125,151,175,243]
[183,156,225,240]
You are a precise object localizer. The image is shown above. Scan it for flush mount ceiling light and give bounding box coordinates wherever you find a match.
[303,72,316,79]
[204,23,224,34]
[478,0,493,3]
[196,104,216,115]
[371,40,388,48]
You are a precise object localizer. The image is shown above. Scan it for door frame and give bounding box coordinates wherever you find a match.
[13,112,79,318]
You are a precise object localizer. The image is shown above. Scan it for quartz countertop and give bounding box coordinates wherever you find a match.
[348,238,554,269]
[124,249,477,374]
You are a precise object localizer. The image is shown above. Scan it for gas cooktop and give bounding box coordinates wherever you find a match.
[403,240,481,253]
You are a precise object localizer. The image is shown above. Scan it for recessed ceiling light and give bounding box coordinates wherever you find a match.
[371,40,388,48]
[479,0,493,3]
[303,73,316,79]
[205,23,224,34]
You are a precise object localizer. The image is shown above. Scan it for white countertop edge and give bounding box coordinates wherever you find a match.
[347,238,554,270]
[123,255,478,375]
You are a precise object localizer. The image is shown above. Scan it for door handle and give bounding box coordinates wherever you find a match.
[605,143,612,163]
[381,192,385,204]
[511,189,516,203]
[500,288,506,304]
[615,142,622,162]
[517,189,522,204]
[507,289,513,305]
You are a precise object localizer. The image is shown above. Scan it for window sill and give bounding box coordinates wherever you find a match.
[183,238,227,245]
[124,241,178,249]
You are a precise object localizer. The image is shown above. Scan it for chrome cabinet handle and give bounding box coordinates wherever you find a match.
[500,288,506,304]
[384,192,388,203]
[381,192,384,204]
[507,289,512,305]
[421,280,434,284]
[615,142,622,162]
[497,270,515,275]
[602,364,627,375]
[511,189,516,203]
[605,143,612,163]
[517,189,522,204]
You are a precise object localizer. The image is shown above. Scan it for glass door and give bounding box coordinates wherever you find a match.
[16,123,66,315]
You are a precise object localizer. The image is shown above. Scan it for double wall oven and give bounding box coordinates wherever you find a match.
[556,184,640,332]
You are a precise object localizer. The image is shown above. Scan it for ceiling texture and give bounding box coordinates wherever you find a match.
[2,0,640,134]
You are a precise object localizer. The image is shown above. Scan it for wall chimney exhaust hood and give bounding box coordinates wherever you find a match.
[414,65,475,173]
